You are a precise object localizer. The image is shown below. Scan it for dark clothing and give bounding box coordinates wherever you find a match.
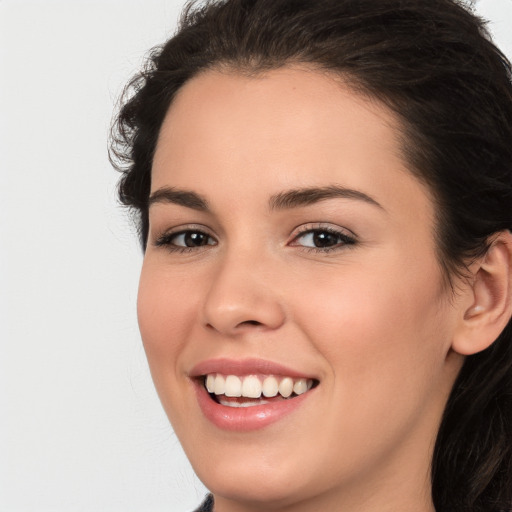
[194,494,214,512]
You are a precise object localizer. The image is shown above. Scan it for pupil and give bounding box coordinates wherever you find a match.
[185,232,208,247]
[313,231,338,247]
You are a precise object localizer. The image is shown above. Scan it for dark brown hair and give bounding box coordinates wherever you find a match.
[110,1,512,510]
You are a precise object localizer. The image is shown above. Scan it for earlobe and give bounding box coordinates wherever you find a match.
[452,231,512,356]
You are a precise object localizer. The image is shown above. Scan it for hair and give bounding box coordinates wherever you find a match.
[110,0,512,510]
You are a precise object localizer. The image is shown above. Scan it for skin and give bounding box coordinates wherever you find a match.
[138,67,469,512]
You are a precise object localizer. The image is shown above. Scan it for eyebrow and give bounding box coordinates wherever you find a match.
[269,185,384,211]
[148,187,209,211]
[148,184,383,212]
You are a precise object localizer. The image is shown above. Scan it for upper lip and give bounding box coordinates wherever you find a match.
[189,358,317,380]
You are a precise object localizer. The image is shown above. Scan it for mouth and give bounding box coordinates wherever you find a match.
[202,373,318,408]
[190,359,320,431]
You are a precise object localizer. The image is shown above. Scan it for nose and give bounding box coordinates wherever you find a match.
[202,250,286,336]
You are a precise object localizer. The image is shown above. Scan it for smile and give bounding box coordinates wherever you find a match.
[190,359,319,430]
[204,374,315,407]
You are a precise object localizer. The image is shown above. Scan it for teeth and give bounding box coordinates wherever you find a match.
[213,374,225,395]
[205,374,314,400]
[206,374,215,393]
[262,376,278,397]
[242,375,262,398]
[224,375,242,397]
[278,377,294,398]
[293,378,308,395]
[218,398,270,408]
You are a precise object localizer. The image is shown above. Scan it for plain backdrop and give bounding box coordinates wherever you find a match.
[0,1,511,511]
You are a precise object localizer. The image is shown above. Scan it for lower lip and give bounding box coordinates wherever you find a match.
[193,381,313,431]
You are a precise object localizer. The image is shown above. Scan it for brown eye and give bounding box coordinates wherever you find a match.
[311,231,340,248]
[155,229,217,250]
[171,231,215,247]
[294,229,355,250]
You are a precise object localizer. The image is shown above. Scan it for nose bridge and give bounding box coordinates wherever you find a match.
[202,239,285,335]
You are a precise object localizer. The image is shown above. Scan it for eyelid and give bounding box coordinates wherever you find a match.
[153,224,217,249]
[290,222,356,238]
[151,222,356,253]
[288,223,357,251]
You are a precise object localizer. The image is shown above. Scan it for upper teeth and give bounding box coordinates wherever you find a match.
[205,374,313,399]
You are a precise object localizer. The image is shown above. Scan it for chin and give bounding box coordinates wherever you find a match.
[188,437,346,509]
[181,437,304,501]
[198,464,310,508]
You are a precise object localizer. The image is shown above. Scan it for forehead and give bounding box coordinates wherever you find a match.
[151,66,432,222]
[154,66,401,175]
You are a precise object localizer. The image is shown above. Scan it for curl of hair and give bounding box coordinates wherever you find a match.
[110,1,512,509]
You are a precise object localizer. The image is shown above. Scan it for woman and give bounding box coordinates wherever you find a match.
[110,0,512,510]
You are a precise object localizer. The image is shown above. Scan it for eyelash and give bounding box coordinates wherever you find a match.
[153,224,357,254]
[154,226,217,253]
[290,225,357,253]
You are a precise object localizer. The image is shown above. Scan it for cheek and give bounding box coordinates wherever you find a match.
[285,258,453,472]
[137,261,208,429]
[292,255,449,402]
[137,262,199,374]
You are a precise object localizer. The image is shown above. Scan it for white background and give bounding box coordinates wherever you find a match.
[0,1,511,511]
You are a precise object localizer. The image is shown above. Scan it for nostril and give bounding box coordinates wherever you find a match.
[240,320,262,327]
[205,319,261,330]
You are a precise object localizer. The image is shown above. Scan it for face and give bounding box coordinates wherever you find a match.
[139,67,465,510]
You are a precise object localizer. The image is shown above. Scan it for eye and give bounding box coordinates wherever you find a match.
[172,231,214,247]
[290,226,356,251]
[155,228,217,251]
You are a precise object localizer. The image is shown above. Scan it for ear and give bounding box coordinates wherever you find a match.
[452,230,512,356]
